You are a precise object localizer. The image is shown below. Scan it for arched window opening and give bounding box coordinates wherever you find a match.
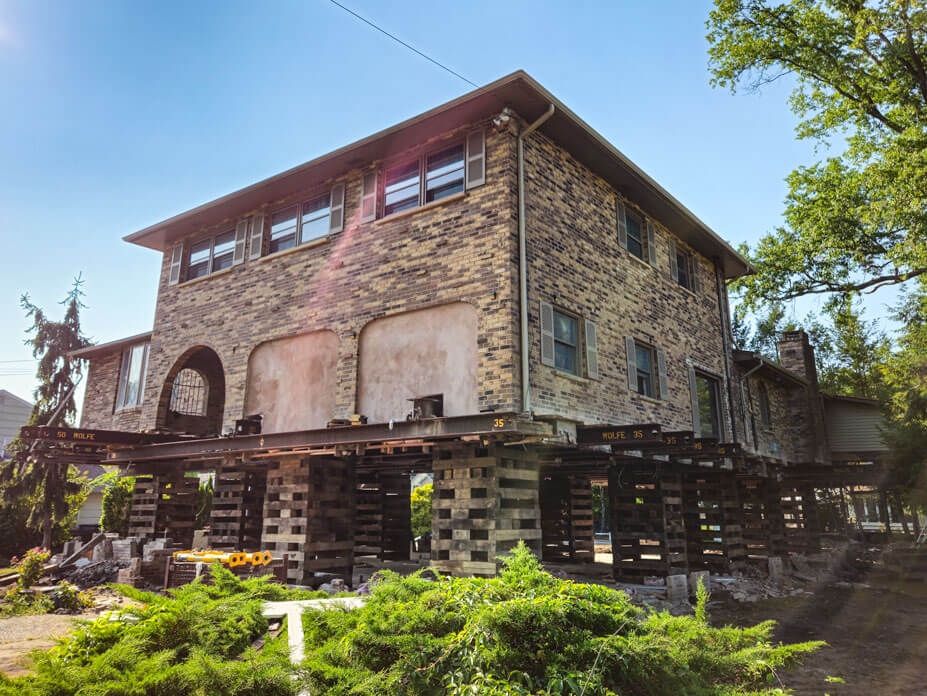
[758,383,771,427]
[170,369,207,416]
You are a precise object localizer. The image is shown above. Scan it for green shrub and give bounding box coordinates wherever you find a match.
[0,563,322,696]
[50,582,92,612]
[0,548,54,617]
[300,542,823,695]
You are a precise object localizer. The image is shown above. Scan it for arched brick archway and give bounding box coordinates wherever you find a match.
[156,346,225,436]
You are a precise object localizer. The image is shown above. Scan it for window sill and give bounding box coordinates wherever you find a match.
[632,393,663,406]
[258,235,331,263]
[675,283,698,300]
[551,368,591,384]
[114,406,143,415]
[179,266,234,287]
[625,251,654,270]
[374,191,467,225]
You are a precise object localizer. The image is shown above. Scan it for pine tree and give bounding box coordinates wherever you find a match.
[0,276,92,549]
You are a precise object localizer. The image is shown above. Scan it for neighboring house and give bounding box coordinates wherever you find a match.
[0,389,32,458]
[69,71,889,583]
[73,463,108,529]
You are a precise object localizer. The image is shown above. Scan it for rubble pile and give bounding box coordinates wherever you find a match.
[62,559,130,589]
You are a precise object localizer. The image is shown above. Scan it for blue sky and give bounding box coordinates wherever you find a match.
[0,0,896,411]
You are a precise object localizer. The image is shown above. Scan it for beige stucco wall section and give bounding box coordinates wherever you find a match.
[245,330,339,433]
[356,302,479,423]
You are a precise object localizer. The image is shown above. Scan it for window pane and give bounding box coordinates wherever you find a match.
[553,311,576,345]
[300,194,331,243]
[635,345,653,397]
[188,239,211,280]
[270,207,298,254]
[554,342,577,374]
[626,211,644,259]
[384,160,421,215]
[676,252,690,288]
[123,343,146,407]
[212,230,235,271]
[425,145,464,202]
[696,374,720,438]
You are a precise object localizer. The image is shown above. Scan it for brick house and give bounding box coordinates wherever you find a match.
[69,71,886,582]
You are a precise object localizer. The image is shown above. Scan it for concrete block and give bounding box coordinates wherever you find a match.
[666,573,689,603]
[688,570,710,596]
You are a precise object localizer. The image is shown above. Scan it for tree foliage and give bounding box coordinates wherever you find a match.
[708,0,927,303]
[0,277,92,549]
[100,476,135,537]
[410,482,433,538]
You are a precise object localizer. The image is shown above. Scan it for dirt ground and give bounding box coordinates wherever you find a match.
[0,587,137,678]
[712,569,927,695]
[0,612,88,677]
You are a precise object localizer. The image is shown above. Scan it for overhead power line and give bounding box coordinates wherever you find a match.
[328,0,479,89]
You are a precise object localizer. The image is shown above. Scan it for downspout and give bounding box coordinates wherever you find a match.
[518,103,555,414]
[715,261,737,441]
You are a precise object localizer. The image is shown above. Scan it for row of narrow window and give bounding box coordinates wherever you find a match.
[618,201,701,293]
[540,301,721,438]
[167,130,486,286]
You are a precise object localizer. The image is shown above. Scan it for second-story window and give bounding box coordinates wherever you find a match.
[269,206,299,254]
[300,193,331,243]
[668,238,700,293]
[187,229,235,280]
[425,145,465,202]
[625,209,645,260]
[382,141,469,218]
[384,161,421,216]
[553,310,578,375]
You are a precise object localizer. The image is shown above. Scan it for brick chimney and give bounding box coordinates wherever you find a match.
[778,330,829,463]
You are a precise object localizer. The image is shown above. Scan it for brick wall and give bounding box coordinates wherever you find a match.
[739,374,796,463]
[81,351,142,431]
[522,131,733,436]
[82,121,521,434]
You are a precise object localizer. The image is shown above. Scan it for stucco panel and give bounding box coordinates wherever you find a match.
[246,330,339,433]
[357,303,479,423]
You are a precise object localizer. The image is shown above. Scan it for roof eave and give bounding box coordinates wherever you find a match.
[70,331,153,360]
[124,70,752,278]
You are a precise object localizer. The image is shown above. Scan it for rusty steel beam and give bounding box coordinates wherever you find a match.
[106,412,552,465]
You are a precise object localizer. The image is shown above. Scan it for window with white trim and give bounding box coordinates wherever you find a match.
[376,130,484,220]
[695,371,721,438]
[116,342,149,411]
[187,230,235,281]
[553,309,578,375]
[625,208,645,260]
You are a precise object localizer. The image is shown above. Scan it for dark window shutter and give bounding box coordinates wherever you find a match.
[617,200,628,250]
[540,301,555,367]
[249,214,265,260]
[691,257,701,294]
[233,220,248,265]
[625,336,637,392]
[584,319,598,379]
[669,238,678,281]
[168,244,183,286]
[465,129,486,188]
[646,219,657,266]
[657,348,667,399]
[361,171,377,222]
[329,183,345,234]
[689,365,701,434]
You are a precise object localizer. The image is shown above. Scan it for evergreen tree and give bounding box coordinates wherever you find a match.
[0,277,92,549]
